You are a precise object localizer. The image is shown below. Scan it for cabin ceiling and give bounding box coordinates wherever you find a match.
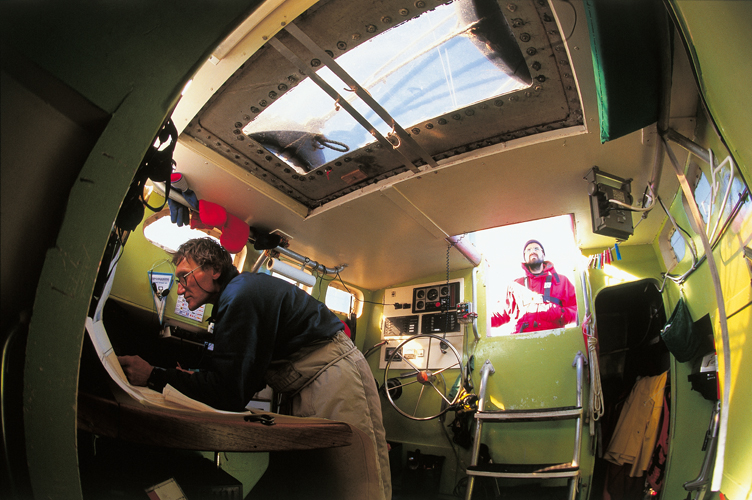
[185,0,582,208]
[170,0,699,291]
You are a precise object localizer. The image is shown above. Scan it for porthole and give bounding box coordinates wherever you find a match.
[694,172,712,224]
[143,207,247,271]
[669,227,686,263]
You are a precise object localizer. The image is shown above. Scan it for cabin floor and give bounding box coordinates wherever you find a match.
[79,431,572,500]
[393,482,571,500]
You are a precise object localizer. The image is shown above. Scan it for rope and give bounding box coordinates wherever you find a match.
[584,318,604,438]
[386,123,401,149]
[287,341,358,399]
[312,134,350,152]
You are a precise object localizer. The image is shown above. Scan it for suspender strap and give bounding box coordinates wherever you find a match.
[525,272,562,306]
[542,274,562,306]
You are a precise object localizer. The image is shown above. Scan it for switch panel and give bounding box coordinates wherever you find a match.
[421,312,460,334]
[382,315,419,337]
[379,279,465,370]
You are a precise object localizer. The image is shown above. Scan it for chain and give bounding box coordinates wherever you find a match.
[442,236,464,345]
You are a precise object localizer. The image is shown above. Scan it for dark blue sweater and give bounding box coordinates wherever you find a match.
[161,270,343,411]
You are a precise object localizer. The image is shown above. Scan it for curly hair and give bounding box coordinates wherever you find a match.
[171,237,234,279]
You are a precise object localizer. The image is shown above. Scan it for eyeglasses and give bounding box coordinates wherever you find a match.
[176,265,203,287]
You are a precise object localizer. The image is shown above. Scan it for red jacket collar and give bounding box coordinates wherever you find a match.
[521,260,556,278]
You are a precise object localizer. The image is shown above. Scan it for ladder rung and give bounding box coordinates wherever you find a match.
[475,406,582,421]
[466,462,579,479]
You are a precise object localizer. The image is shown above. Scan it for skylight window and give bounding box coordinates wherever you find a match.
[243,0,529,174]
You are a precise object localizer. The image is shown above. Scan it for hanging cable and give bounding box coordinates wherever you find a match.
[312,134,350,153]
[608,186,656,213]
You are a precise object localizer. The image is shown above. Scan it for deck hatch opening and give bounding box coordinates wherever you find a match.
[242,0,530,174]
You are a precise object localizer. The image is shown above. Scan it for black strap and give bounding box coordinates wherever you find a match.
[140,119,178,213]
[146,366,168,392]
[525,274,562,306]
[542,274,562,306]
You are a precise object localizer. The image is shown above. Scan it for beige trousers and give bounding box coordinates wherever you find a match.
[265,332,392,500]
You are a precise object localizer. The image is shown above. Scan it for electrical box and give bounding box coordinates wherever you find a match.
[379,279,464,370]
[585,166,634,240]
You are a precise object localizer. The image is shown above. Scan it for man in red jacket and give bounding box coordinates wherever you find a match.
[492,239,578,333]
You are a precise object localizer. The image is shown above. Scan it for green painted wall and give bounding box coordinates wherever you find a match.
[670,1,752,186]
[651,106,752,500]
[363,260,598,497]
[364,265,483,495]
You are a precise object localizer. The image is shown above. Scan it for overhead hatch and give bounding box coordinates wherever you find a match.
[183,0,583,210]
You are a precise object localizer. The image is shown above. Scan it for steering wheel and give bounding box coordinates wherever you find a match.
[383,334,464,421]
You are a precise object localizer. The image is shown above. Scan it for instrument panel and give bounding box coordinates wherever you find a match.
[411,281,461,314]
[379,279,464,370]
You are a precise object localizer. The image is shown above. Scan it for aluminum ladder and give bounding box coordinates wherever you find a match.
[465,352,587,500]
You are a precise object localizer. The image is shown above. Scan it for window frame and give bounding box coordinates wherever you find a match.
[142,207,247,271]
[325,279,364,318]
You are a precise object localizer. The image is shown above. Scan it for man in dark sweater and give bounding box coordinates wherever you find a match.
[118,237,391,499]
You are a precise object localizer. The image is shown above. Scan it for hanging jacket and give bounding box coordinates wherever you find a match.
[491,261,578,333]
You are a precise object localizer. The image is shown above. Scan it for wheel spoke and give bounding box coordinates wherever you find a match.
[424,336,433,370]
[413,384,426,416]
[432,361,460,376]
[390,378,420,391]
[428,381,453,405]
[383,333,464,420]
[400,356,422,373]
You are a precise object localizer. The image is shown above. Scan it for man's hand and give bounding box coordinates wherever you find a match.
[176,362,195,374]
[521,302,562,325]
[508,282,543,306]
[118,355,153,386]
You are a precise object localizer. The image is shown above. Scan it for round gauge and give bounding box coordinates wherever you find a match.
[416,301,424,309]
[416,290,425,299]
[441,286,449,296]
[427,289,439,301]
